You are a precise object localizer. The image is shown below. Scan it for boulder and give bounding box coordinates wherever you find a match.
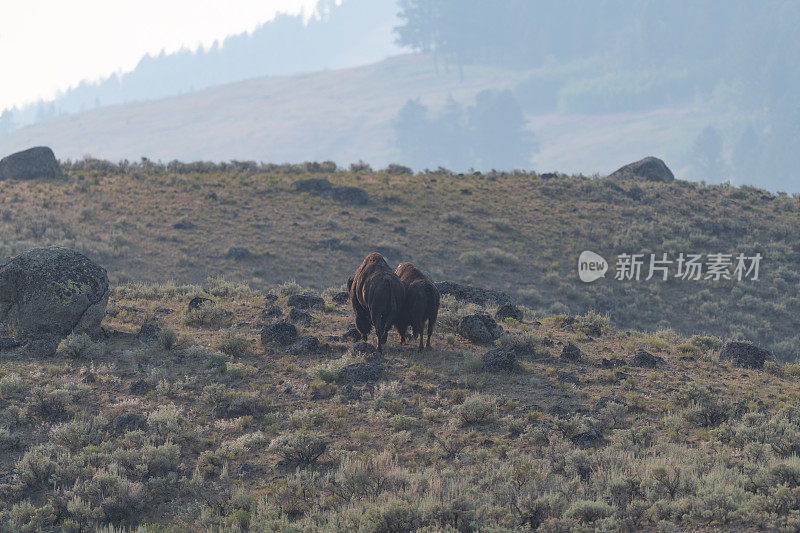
[226,247,253,261]
[188,297,213,313]
[353,341,375,355]
[0,247,108,340]
[719,341,772,369]
[607,156,674,183]
[560,342,583,362]
[494,303,524,322]
[262,305,283,319]
[456,313,503,344]
[288,308,313,326]
[260,321,298,347]
[482,349,517,371]
[630,349,666,368]
[580,324,602,337]
[292,178,332,193]
[571,429,603,448]
[342,327,362,342]
[436,281,512,306]
[287,293,325,310]
[286,336,321,354]
[25,339,58,358]
[339,362,383,383]
[332,291,350,304]
[137,322,162,343]
[330,186,369,204]
[0,146,63,180]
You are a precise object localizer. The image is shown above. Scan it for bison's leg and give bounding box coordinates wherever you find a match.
[372,310,385,352]
[426,309,438,349]
[418,318,425,352]
[354,305,372,342]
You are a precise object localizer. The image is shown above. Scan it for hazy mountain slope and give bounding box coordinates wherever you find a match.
[0,54,724,176]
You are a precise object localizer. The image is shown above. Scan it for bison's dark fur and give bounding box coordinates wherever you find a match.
[394,262,440,351]
[349,253,405,352]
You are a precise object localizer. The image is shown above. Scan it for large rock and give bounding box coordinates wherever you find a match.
[0,247,108,340]
[719,341,772,369]
[607,156,674,183]
[436,281,513,306]
[456,313,503,344]
[482,349,517,371]
[287,293,325,310]
[260,321,298,346]
[0,147,63,180]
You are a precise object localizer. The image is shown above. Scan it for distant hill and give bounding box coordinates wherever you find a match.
[0,54,727,178]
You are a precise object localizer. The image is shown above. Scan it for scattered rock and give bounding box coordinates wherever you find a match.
[607,156,675,183]
[287,293,325,310]
[0,146,63,180]
[129,379,152,395]
[262,305,283,319]
[436,281,513,306]
[495,303,524,322]
[339,362,383,383]
[288,308,313,326]
[332,291,350,304]
[631,349,666,368]
[342,327,362,342]
[25,339,58,358]
[719,341,773,369]
[115,413,147,432]
[137,322,161,343]
[260,321,298,347]
[456,313,503,344]
[353,341,375,354]
[580,324,602,337]
[292,177,332,193]
[571,429,603,448]
[482,349,517,371]
[0,337,24,350]
[226,247,253,261]
[172,219,196,230]
[600,357,626,369]
[291,178,369,204]
[188,297,213,313]
[557,372,580,384]
[330,186,369,204]
[560,342,583,362]
[287,336,320,354]
[0,246,109,340]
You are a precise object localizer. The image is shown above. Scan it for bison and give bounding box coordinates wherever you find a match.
[348,253,405,352]
[394,262,440,351]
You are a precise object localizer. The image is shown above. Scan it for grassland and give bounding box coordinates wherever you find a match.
[0,159,797,361]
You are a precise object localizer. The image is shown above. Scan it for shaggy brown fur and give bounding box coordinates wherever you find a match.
[349,253,405,352]
[394,262,440,351]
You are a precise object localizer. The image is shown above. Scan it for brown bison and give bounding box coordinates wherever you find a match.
[348,253,405,352]
[394,262,440,351]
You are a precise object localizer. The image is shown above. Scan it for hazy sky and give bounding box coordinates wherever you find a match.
[0,0,320,110]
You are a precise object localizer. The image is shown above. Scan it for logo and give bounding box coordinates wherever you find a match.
[578,251,608,283]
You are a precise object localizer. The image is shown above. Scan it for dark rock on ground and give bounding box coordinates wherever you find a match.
[580,324,602,337]
[353,341,375,354]
[286,336,320,354]
[291,178,369,204]
[137,322,161,343]
[172,219,196,230]
[436,281,512,306]
[557,372,580,384]
[115,413,147,432]
[457,313,503,344]
[342,327,362,342]
[571,429,603,448]
[339,362,383,383]
[482,349,517,371]
[631,349,666,368]
[332,291,350,304]
[226,247,253,261]
[129,379,152,395]
[0,337,24,349]
[262,305,283,319]
[719,341,773,369]
[292,177,332,193]
[330,186,369,204]
[600,357,626,368]
[0,246,109,340]
[495,303,524,322]
[560,342,583,362]
[0,146,63,180]
[25,339,58,358]
[188,297,213,313]
[287,293,325,310]
[260,321,298,347]
[607,156,674,183]
[288,308,313,326]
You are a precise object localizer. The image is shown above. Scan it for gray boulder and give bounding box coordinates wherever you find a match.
[482,349,517,371]
[0,247,108,340]
[719,341,772,369]
[0,147,63,181]
[287,293,325,310]
[607,156,674,183]
[457,313,503,344]
[260,321,298,346]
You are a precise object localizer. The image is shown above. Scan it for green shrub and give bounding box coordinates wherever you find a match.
[455,394,497,427]
[57,333,104,359]
[269,432,328,466]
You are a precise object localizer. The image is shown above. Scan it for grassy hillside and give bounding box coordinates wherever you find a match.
[0,54,726,178]
[2,277,800,530]
[1,161,797,361]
